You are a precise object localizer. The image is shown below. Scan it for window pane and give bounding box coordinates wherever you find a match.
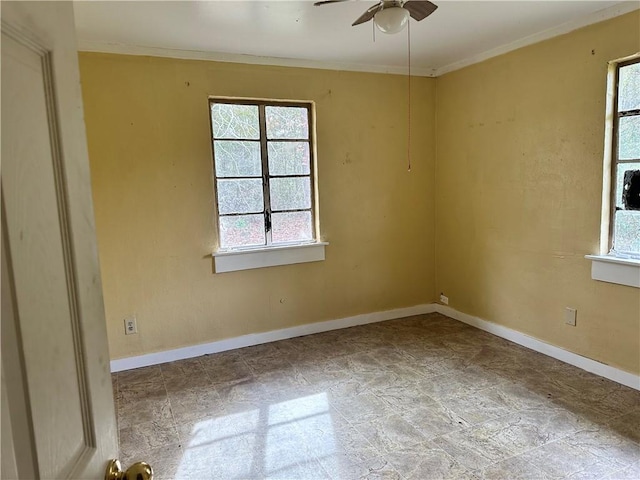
[219,214,265,248]
[217,179,264,214]
[618,116,640,160]
[272,211,313,244]
[211,103,259,139]
[618,62,640,112]
[269,177,311,211]
[214,141,261,177]
[613,210,640,254]
[265,106,309,139]
[268,142,310,175]
[615,163,640,208]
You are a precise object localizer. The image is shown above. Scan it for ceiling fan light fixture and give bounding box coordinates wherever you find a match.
[374,6,410,34]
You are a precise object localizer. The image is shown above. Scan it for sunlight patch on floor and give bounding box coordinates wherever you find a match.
[175,393,333,479]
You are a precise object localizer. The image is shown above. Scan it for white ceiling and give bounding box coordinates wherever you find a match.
[74,1,638,76]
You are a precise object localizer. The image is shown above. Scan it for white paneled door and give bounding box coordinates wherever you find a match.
[1,2,120,479]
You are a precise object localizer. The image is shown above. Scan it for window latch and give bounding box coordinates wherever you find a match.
[265,211,272,232]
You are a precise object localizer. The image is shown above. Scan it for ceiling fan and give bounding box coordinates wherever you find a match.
[313,0,438,34]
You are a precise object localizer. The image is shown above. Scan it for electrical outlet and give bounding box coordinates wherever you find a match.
[124,316,138,335]
[565,307,577,326]
[440,293,449,305]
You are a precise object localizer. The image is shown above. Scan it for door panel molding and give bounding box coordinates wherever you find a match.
[39,26,98,455]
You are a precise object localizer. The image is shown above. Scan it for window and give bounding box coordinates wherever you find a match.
[209,99,325,273]
[610,59,640,257]
[587,57,639,288]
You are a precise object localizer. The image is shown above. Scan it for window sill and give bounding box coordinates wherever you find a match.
[213,242,328,273]
[585,255,640,288]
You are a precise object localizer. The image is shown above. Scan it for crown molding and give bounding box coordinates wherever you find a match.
[77,3,637,79]
[435,2,640,77]
[76,40,438,77]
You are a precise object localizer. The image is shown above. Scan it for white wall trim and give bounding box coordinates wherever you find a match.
[78,4,637,79]
[434,304,640,391]
[213,242,327,273]
[110,303,437,372]
[586,255,640,289]
[111,301,639,391]
[434,3,640,77]
[77,40,437,78]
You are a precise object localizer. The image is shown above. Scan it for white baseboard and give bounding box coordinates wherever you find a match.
[110,303,437,372]
[434,304,640,391]
[111,302,639,392]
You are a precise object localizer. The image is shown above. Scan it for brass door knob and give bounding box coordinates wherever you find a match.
[105,459,153,480]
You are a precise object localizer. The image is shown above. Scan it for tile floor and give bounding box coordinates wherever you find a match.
[113,313,640,479]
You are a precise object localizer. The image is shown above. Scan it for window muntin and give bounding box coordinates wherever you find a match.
[611,59,640,257]
[210,99,316,250]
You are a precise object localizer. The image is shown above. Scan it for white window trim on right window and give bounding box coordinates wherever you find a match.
[587,54,640,288]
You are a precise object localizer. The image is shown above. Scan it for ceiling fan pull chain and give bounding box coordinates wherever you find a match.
[407,17,411,172]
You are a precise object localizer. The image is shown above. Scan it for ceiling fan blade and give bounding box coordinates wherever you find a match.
[352,3,383,26]
[402,0,438,21]
[313,0,349,6]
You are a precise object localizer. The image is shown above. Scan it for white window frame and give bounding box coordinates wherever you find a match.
[587,54,640,288]
[209,97,326,273]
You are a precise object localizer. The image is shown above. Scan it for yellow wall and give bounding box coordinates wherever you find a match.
[79,54,437,360]
[81,11,640,375]
[435,11,640,374]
